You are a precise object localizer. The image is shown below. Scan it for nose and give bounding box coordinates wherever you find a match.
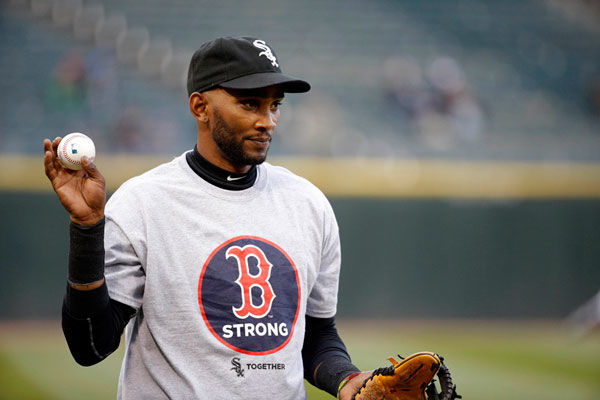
[255,109,278,133]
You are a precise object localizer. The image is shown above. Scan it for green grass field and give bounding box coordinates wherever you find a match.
[0,320,598,399]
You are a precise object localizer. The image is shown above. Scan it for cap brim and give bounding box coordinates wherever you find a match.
[219,72,311,93]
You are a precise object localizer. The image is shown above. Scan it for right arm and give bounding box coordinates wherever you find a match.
[44,136,106,290]
[44,137,135,365]
[62,279,136,366]
[61,219,136,366]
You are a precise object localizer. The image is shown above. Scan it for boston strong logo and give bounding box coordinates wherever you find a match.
[198,236,300,355]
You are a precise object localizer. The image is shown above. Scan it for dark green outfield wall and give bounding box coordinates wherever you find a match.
[334,199,599,318]
[1,191,598,319]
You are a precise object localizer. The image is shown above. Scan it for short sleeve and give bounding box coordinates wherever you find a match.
[104,218,145,309]
[103,185,147,310]
[306,200,341,318]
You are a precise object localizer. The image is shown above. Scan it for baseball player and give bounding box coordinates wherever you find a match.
[44,36,373,399]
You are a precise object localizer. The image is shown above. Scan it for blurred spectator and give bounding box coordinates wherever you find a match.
[382,55,430,119]
[382,55,485,148]
[84,48,119,134]
[110,106,180,154]
[278,90,366,157]
[424,56,484,142]
[146,110,180,154]
[111,106,144,152]
[44,50,86,112]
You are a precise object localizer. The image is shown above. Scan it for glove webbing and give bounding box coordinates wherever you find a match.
[425,358,462,400]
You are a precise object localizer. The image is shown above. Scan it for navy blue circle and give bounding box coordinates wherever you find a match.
[199,237,300,354]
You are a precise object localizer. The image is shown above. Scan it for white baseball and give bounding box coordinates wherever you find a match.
[57,132,96,170]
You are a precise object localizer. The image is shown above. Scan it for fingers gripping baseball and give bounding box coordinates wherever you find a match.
[43,137,106,226]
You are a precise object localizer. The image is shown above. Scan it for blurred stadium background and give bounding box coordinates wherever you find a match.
[1,0,599,398]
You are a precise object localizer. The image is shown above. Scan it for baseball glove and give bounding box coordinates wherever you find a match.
[352,352,461,400]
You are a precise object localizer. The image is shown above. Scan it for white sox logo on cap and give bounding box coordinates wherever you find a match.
[253,40,279,67]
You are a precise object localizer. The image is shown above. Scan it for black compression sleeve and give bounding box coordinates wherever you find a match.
[302,315,361,396]
[69,218,105,284]
[62,282,136,366]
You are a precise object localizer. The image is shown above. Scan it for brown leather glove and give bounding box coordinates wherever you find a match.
[352,352,461,400]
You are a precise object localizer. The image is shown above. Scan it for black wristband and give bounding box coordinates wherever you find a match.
[314,355,361,397]
[68,218,105,284]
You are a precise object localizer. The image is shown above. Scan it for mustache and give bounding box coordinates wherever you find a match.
[246,134,272,142]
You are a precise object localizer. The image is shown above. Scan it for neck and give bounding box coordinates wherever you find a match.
[185,145,257,190]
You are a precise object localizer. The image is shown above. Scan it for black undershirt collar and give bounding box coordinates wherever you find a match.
[185,145,257,191]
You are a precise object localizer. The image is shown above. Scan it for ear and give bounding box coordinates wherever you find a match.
[189,92,208,122]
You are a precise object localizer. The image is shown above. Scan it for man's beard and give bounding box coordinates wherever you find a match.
[210,108,270,166]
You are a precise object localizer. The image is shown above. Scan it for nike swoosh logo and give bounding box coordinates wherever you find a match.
[227,175,246,181]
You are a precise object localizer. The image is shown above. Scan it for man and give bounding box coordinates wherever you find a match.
[44,36,371,399]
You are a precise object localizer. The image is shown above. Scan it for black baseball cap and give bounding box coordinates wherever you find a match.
[187,36,311,95]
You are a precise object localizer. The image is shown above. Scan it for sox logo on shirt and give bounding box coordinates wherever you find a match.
[198,236,300,355]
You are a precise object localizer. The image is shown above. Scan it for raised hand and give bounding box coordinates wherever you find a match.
[43,137,106,225]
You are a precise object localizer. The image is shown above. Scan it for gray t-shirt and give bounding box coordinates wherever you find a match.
[104,153,341,399]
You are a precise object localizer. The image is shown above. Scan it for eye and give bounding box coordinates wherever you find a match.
[241,99,259,109]
[271,100,283,111]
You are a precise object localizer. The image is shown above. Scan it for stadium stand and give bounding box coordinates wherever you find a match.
[0,0,598,160]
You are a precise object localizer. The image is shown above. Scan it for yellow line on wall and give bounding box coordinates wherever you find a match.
[3,155,600,198]
[280,157,600,199]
